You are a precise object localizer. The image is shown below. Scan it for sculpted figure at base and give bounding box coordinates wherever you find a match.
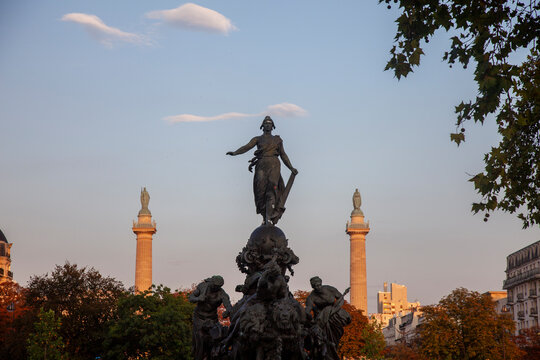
[236,225,299,278]
[227,116,298,225]
[305,277,351,360]
[224,260,306,360]
[189,276,232,360]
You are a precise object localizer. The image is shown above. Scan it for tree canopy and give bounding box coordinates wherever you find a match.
[0,281,34,359]
[384,342,425,360]
[338,302,386,359]
[381,0,540,228]
[418,288,521,360]
[25,262,125,360]
[105,286,194,360]
[515,327,540,360]
[0,281,30,337]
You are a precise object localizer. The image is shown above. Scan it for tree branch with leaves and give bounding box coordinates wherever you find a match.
[381,0,540,228]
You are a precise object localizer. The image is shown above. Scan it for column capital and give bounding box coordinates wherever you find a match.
[346,222,370,236]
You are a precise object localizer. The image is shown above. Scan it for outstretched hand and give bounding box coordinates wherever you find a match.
[291,168,299,175]
[226,151,235,156]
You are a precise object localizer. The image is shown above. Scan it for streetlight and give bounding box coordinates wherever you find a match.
[7,302,15,323]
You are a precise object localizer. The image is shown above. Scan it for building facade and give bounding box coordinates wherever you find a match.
[0,229,13,282]
[485,290,509,315]
[382,309,424,346]
[377,282,420,314]
[345,189,370,315]
[503,240,540,333]
[372,282,420,327]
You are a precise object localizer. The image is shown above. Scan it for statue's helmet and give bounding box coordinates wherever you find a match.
[310,276,322,288]
[211,275,224,287]
[260,115,275,130]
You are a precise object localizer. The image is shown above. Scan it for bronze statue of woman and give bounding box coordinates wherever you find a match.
[227,116,298,225]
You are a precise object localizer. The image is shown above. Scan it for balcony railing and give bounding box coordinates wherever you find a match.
[504,267,540,289]
[531,308,538,317]
[518,311,525,319]
[530,289,538,298]
[517,293,524,302]
[507,292,514,304]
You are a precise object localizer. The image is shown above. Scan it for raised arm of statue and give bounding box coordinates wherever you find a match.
[226,137,258,156]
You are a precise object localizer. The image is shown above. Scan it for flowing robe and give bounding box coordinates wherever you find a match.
[250,135,286,222]
[230,132,295,224]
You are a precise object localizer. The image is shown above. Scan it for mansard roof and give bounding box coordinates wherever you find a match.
[0,229,7,243]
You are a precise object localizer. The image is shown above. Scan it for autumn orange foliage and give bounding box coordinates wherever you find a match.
[515,326,540,360]
[339,301,385,359]
[0,281,32,335]
[0,281,35,359]
[384,342,425,360]
[419,288,523,360]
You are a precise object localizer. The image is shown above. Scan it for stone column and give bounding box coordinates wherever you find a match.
[133,188,156,293]
[345,189,370,315]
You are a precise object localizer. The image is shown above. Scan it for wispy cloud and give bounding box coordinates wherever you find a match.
[165,103,308,123]
[61,13,147,47]
[146,3,237,35]
[265,103,308,118]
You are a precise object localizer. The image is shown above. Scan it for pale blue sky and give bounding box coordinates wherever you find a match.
[1,1,538,313]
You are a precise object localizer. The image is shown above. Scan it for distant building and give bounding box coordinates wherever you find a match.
[372,282,420,327]
[503,240,540,333]
[382,290,506,346]
[484,290,509,315]
[382,309,424,346]
[0,229,13,282]
[377,282,421,314]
